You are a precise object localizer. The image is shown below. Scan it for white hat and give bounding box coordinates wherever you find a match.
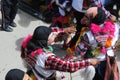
[72,0,83,12]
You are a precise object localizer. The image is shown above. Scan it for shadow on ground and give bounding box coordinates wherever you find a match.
[15,37,24,51]
[17,9,39,28]
[52,44,68,57]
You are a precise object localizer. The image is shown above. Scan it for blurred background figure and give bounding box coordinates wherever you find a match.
[101,0,120,20]
[1,0,18,32]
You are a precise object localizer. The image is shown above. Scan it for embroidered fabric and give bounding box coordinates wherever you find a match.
[75,21,118,61]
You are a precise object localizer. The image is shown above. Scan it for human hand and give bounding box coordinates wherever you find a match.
[89,58,100,66]
[63,26,76,34]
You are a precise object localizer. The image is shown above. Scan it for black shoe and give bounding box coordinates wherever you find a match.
[9,22,17,27]
[2,26,13,32]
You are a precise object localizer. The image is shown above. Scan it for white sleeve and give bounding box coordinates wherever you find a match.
[107,23,119,57]
[34,53,55,78]
[111,23,119,47]
[36,52,54,68]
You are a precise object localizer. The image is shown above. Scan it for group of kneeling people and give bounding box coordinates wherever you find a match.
[5,6,120,80]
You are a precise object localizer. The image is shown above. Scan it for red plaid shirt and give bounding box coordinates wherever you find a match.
[51,27,64,33]
[45,55,91,73]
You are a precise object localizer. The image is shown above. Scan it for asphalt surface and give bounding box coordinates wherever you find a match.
[0,9,120,80]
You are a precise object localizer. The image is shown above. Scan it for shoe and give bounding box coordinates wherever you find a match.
[9,22,17,27]
[2,26,13,32]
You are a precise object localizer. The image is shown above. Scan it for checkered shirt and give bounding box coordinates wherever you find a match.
[45,55,91,73]
[51,27,64,33]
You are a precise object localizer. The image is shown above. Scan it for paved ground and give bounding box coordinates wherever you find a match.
[0,8,120,80]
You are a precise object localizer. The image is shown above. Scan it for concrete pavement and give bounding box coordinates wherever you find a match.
[0,9,50,80]
[0,9,120,80]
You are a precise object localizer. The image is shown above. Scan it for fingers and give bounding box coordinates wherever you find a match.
[89,58,100,66]
[64,27,76,33]
[69,27,76,33]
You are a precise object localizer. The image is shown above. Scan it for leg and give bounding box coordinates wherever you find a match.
[10,4,18,23]
[1,2,11,28]
[79,66,95,80]
[93,61,106,80]
[9,4,18,27]
[1,0,13,32]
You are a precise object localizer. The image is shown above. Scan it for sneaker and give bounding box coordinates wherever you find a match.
[2,26,13,32]
[9,22,17,27]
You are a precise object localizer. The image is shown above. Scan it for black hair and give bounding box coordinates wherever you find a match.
[26,26,52,54]
[92,7,107,25]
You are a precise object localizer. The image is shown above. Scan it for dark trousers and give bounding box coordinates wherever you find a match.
[1,0,18,28]
[116,0,120,11]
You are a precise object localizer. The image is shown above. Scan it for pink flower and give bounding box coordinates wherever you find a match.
[91,21,115,38]
[90,23,101,34]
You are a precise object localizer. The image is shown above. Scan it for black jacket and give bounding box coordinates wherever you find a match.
[2,0,18,6]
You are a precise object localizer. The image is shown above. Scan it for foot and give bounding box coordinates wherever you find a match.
[2,26,13,32]
[9,22,17,27]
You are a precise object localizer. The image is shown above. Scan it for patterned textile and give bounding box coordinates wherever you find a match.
[67,20,116,56]
[104,55,119,80]
[45,55,91,72]
[83,0,111,18]
[93,55,119,80]
[22,51,37,69]
[51,27,64,33]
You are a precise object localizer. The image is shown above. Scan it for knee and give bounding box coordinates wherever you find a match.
[85,66,95,77]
